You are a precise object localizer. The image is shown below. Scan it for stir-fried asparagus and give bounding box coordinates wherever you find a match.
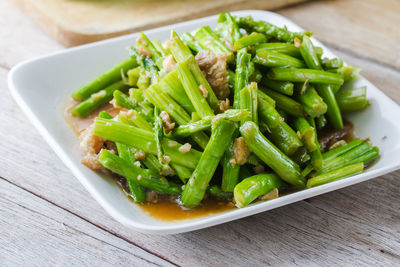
[69,12,379,209]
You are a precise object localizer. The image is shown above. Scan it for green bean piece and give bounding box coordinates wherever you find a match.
[153,107,165,166]
[255,43,301,58]
[258,97,283,129]
[181,119,236,208]
[267,68,344,85]
[260,77,294,96]
[240,121,305,187]
[94,118,202,169]
[216,12,242,44]
[192,26,234,62]
[267,121,303,156]
[336,86,368,112]
[240,82,258,125]
[234,32,268,50]
[207,185,233,201]
[71,81,129,118]
[297,86,327,118]
[329,66,361,82]
[254,50,305,68]
[294,117,316,152]
[234,48,252,109]
[262,89,304,117]
[234,173,284,208]
[235,15,312,43]
[307,163,364,187]
[98,149,182,195]
[71,57,137,101]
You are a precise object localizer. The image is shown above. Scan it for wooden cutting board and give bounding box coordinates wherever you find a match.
[12,0,308,47]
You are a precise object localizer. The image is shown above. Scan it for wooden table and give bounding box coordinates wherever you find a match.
[1,0,399,265]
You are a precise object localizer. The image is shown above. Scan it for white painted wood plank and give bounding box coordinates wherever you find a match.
[0,178,173,267]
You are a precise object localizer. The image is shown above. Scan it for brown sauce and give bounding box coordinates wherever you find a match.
[139,198,236,221]
[64,101,360,221]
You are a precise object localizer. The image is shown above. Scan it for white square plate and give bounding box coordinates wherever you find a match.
[8,10,400,234]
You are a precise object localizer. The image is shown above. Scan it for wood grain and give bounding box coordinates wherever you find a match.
[12,0,307,46]
[2,0,400,265]
[0,178,173,266]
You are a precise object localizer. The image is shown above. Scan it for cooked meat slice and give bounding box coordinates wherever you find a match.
[160,111,175,133]
[79,125,107,172]
[233,137,250,165]
[195,50,230,99]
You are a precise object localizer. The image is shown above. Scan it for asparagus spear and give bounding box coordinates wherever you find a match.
[172,109,249,138]
[321,57,343,70]
[294,117,316,152]
[240,121,305,187]
[221,132,240,192]
[336,86,368,112]
[192,26,234,62]
[260,77,294,96]
[71,81,129,118]
[262,89,304,117]
[307,162,364,187]
[181,32,202,53]
[307,117,323,170]
[258,97,284,129]
[234,48,252,109]
[176,59,215,118]
[299,35,321,70]
[254,50,305,68]
[255,43,301,58]
[98,149,182,195]
[234,32,268,50]
[267,68,344,85]
[240,82,258,125]
[180,119,236,208]
[235,15,312,43]
[146,84,209,149]
[322,138,364,161]
[94,118,202,169]
[234,173,284,208]
[216,12,242,45]
[267,121,303,156]
[158,70,195,113]
[297,86,327,118]
[71,57,137,101]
